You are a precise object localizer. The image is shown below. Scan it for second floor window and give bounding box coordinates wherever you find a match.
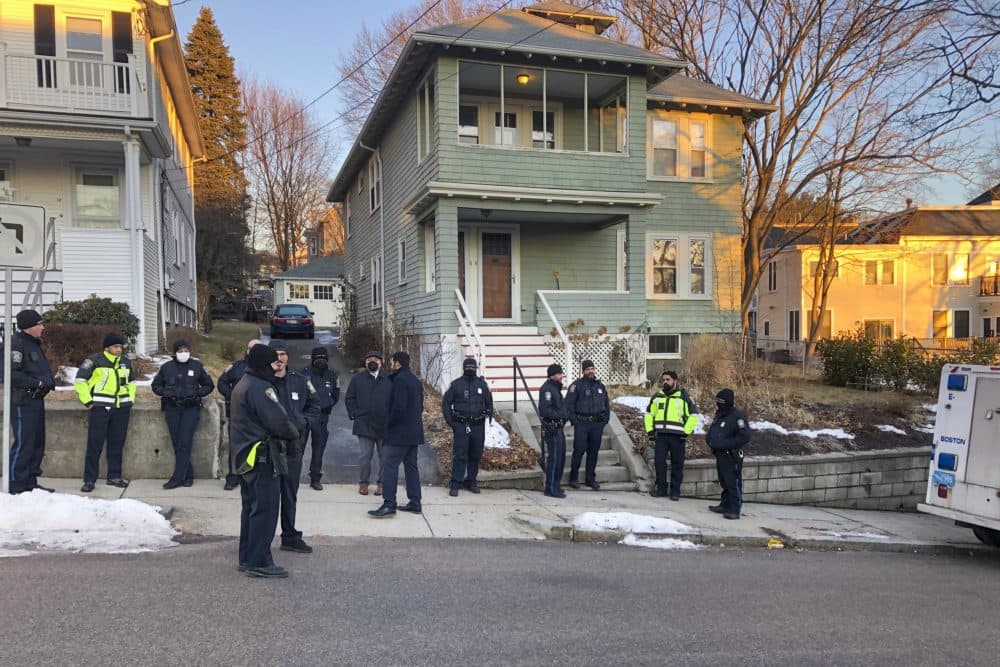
[864,260,895,285]
[371,255,382,308]
[67,17,103,87]
[416,77,435,161]
[767,262,778,292]
[648,112,712,180]
[932,253,969,285]
[368,156,381,211]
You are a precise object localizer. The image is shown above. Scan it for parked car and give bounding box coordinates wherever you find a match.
[269,304,315,339]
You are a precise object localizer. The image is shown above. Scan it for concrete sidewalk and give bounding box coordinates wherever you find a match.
[35,477,993,553]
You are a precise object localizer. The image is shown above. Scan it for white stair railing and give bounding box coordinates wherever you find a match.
[537,290,572,384]
[454,287,486,376]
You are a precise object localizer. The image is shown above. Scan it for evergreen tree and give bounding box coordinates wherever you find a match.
[184,6,249,329]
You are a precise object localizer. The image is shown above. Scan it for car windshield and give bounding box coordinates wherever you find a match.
[276,306,309,316]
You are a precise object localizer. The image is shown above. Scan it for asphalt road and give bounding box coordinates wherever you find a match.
[1,540,998,665]
[267,332,441,486]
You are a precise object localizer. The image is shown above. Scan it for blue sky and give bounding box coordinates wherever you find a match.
[174,1,996,206]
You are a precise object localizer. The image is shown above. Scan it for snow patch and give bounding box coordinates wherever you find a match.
[485,420,511,449]
[572,511,692,535]
[613,397,710,434]
[0,491,178,557]
[922,404,938,413]
[620,534,702,550]
[751,421,855,440]
[875,424,907,435]
[819,531,891,540]
[915,425,935,434]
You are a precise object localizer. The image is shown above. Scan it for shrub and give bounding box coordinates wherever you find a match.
[41,323,116,374]
[816,328,877,387]
[341,323,384,370]
[45,295,140,345]
[873,337,922,390]
[219,338,239,362]
[164,326,200,355]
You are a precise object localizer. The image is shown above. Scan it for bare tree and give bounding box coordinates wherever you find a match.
[337,0,517,132]
[610,0,997,351]
[243,80,335,271]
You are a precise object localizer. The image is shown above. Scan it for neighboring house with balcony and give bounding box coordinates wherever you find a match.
[326,1,774,399]
[0,0,204,352]
[755,186,1000,360]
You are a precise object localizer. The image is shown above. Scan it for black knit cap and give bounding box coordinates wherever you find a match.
[392,351,410,367]
[364,349,383,361]
[715,388,735,407]
[268,339,288,352]
[663,370,679,381]
[103,332,126,348]
[247,344,278,373]
[547,363,563,377]
[172,339,190,353]
[16,309,43,330]
[311,346,329,361]
[463,357,477,370]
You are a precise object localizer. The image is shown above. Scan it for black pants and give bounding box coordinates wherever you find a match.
[239,457,280,568]
[83,404,131,484]
[715,451,744,514]
[543,428,566,494]
[165,406,200,484]
[381,444,421,509]
[654,433,686,496]
[450,422,485,489]
[10,400,45,493]
[279,451,303,542]
[225,406,238,487]
[306,410,331,483]
[570,420,605,485]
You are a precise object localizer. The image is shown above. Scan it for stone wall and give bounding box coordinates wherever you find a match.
[2,400,223,480]
[673,447,933,510]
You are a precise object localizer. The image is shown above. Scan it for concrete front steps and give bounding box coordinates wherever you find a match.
[459,325,555,403]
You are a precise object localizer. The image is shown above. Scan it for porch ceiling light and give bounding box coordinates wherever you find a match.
[516,72,531,85]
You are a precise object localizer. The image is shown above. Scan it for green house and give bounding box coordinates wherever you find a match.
[327,1,773,399]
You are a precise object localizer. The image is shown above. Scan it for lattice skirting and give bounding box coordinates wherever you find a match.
[545,333,648,385]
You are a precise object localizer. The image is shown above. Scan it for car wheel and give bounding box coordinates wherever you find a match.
[972,526,1000,547]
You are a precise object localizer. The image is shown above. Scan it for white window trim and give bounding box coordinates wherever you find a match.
[288,283,309,301]
[645,231,713,300]
[416,76,435,163]
[763,320,771,337]
[646,110,713,181]
[313,284,334,301]
[397,238,407,286]
[73,165,122,228]
[647,333,682,359]
[616,227,628,293]
[424,223,437,293]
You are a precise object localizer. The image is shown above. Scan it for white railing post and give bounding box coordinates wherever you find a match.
[537,290,572,384]
[454,287,486,376]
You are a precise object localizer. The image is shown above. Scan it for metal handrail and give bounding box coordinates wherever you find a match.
[455,287,486,375]
[536,290,572,383]
[513,357,544,471]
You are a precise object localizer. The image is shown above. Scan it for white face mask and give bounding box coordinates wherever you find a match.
[176,351,191,363]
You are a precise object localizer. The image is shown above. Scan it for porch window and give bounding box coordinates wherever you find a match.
[66,17,103,88]
[864,319,894,342]
[74,169,120,228]
[313,285,334,300]
[289,283,309,300]
[457,60,627,153]
[648,112,712,179]
[647,233,713,299]
[648,334,680,358]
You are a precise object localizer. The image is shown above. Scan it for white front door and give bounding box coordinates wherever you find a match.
[458,224,520,323]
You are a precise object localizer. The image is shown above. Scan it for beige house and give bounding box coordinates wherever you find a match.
[755,190,1000,360]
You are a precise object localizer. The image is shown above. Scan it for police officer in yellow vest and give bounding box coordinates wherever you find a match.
[75,332,137,493]
[644,370,698,500]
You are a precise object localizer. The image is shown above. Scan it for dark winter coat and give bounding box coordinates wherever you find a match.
[151,358,215,410]
[705,407,752,453]
[229,369,299,470]
[385,366,424,446]
[344,369,391,439]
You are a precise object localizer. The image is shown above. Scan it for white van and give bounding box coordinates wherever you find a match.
[917,364,1000,546]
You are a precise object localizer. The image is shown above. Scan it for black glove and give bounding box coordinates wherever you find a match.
[647,431,656,443]
[286,439,300,459]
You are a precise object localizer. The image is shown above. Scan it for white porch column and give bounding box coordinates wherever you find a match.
[123,134,146,352]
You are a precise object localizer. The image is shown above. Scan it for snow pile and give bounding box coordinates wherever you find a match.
[620,534,703,550]
[0,491,178,557]
[613,396,711,434]
[56,355,166,390]
[876,424,907,435]
[922,404,938,413]
[573,511,692,535]
[751,420,855,440]
[819,530,891,540]
[485,420,511,449]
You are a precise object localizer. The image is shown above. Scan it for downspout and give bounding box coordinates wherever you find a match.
[158,170,169,344]
[359,141,386,349]
[124,124,145,351]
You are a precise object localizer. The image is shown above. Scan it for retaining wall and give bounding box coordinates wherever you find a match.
[2,399,223,480]
[667,447,933,510]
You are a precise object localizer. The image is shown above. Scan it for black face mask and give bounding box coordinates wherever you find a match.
[464,369,476,378]
[367,361,380,373]
[313,360,328,371]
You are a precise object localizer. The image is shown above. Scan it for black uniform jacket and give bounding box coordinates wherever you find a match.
[7,331,55,406]
[152,359,215,410]
[538,379,567,426]
[217,359,248,414]
[442,375,493,427]
[274,371,322,445]
[299,365,339,412]
[705,408,752,453]
[565,375,610,424]
[229,369,299,470]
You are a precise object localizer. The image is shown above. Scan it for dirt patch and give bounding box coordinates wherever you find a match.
[422,386,540,475]
[612,393,933,459]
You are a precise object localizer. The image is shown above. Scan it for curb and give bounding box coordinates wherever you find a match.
[511,514,996,555]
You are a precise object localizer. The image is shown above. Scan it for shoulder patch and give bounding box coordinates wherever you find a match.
[80,358,94,371]
[11,350,23,364]
[265,387,279,403]
[544,391,551,401]
[737,418,746,429]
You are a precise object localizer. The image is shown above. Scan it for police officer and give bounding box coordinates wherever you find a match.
[442,358,493,497]
[705,388,751,520]
[217,338,261,490]
[230,344,299,578]
[298,346,338,491]
[151,340,215,489]
[271,341,321,554]
[565,359,610,491]
[538,363,567,498]
[75,332,136,493]
[369,351,423,518]
[644,370,699,501]
[6,309,56,494]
